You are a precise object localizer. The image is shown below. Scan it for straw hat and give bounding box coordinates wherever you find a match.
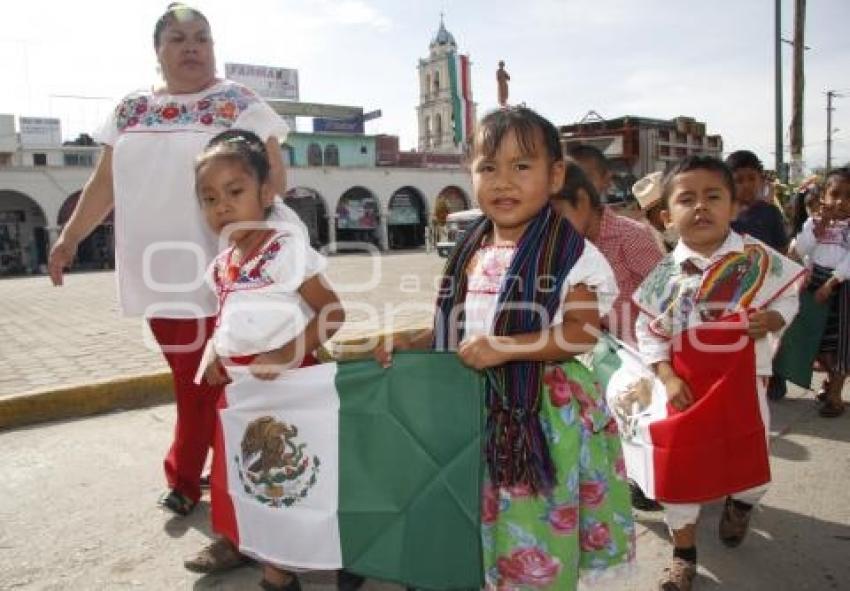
[632,171,663,210]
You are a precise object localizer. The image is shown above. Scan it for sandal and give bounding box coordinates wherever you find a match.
[184,537,251,573]
[158,489,196,517]
[819,399,845,418]
[259,574,301,591]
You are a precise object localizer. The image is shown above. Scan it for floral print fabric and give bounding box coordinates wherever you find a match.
[481,360,635,590]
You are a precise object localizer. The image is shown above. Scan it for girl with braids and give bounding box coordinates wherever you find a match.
[192,129,345,590]
[377,107,634,590]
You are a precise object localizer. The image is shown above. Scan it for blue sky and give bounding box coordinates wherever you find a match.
[1,0,848,172]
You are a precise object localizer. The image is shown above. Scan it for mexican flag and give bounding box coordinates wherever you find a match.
[594,319,771,504]
[447,51,474,147]
[210,352,484,590]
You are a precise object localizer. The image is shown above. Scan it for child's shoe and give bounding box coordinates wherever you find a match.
[658,557,696,591]
[718,497,753,547]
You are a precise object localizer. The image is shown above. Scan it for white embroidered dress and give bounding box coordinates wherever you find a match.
[207,231,327,359]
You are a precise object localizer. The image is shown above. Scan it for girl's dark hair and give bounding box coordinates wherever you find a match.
[660,154,736,206]
[791,182,820,236]
[196,129,270,185]
[554,158,602,210]
[825,166,850,187]
[471,106,563,163]
[154,3,210,48]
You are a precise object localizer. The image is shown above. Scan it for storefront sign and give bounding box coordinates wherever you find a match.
[225,63,299,101]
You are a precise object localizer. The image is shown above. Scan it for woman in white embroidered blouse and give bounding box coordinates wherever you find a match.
[46,3,301,546]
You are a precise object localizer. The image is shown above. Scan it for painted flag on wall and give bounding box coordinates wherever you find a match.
[212,352,484,590]
[448,52,474,147]
[595,320,770,504]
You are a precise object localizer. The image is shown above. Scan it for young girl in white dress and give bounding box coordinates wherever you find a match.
[194,129,345,591]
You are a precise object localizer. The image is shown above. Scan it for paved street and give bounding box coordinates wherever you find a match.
[1,388,848,590]
[2,250,850,590]
[0,252,445,399]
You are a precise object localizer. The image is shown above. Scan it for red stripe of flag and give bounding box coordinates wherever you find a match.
[650,314,770,503]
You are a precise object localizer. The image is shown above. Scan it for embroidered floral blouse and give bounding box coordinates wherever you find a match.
[464,242,619,338]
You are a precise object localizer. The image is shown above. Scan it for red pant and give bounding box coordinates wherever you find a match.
[148,317,223,503]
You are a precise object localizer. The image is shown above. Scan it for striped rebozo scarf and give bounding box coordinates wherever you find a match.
[434,204,585,493]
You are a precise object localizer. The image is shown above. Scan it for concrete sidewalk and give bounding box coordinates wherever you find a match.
[1,387,848,590]
[0,253,444,429]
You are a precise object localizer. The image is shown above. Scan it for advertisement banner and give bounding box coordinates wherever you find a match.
[313,117,364,134]
[225,63,299,101]
[389,194,421,225]
[337,197,379,230]
[19,117,61,147]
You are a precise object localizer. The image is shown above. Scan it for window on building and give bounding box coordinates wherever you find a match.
[307,143,323,167]
[33,153,47,166]
[659,145,671,157]
[425,74,431,97]
[63,152,95,167]
[360,146,368,155]
[433,71,440,95]
[435,114,443,140]
[659,130,670,141]
[324,144,340,166]
[424,116,431,146]
[0,153,11,166]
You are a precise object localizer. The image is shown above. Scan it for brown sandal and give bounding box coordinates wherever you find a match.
[819,399,845,418]
[183,537,251,573]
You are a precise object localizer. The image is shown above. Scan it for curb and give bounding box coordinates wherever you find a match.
[1,327,430,431]
[0,372,173,431]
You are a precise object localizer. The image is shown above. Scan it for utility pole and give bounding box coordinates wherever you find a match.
[826,90,842,174]
[775,0,784,182]
[789,0,806,183]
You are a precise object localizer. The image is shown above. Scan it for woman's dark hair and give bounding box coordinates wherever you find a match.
[725,149,764,174]
[196,129,270,185]
[471,106,563,163]
[554,158,602,210]
[154,3,210,49]
[660,155,736,205]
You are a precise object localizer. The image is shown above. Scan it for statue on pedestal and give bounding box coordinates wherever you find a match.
[497,61,510,107]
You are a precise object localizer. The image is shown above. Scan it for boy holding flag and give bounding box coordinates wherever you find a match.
[632,156,804,591]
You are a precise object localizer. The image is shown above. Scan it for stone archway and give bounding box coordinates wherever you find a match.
[387,186,428,250]
[433,186,471,243]
[284,187,330,248]
[335,187,380,249]
[0,190,49,275]
[58,191,115,271]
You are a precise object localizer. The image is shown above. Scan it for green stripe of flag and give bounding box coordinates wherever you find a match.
[337,351,484,590]
[447,52,464,146]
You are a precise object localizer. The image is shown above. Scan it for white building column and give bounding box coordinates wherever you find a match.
[328,214,337,254]
[379,214,389,251]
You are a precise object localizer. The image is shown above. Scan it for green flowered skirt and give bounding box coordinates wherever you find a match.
[481,360,635,590]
